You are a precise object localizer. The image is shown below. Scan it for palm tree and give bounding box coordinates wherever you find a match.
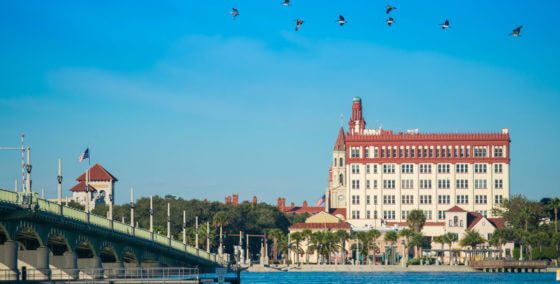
[533,231,548,260]
[520,206,534,232]
[459,229,485,261]
[212,211,229,254]
[514,229,529,260]
[548,197,560,233]
[309,231,339,264]
[368,229,381,265]
[433,235,446,264]
[552,232,560,265]
[489,228,512,259]
[355,231,369,264]
[409,232,428,259]
[407,210,426,233]
[334,229,350,264]
[290,232,304,264]
[384,231,398,265]
[268,228,284,262]
[398,228,413,263]
[277,234,290,263]
[444,233,458,265]
[301,229,312,264]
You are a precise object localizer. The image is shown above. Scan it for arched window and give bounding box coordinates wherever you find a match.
[339,174,344,185]
[334,158,337,167]
[453,216,458,227]
[339,158,343,167]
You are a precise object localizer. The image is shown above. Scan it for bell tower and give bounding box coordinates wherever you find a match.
[326,126,347,211]
[349,97,366,134]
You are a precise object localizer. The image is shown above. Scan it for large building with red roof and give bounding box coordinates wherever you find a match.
[69,163,117,209]
[325,97,511,228]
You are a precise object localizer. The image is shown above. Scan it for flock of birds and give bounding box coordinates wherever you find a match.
[228,1,524,37]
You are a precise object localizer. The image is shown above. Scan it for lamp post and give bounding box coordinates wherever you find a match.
[57,159,63,206]
[130,187,135,228]
[207,221,210,253]
[108,194,113,220]
[26,147,31,193]
[149,196,153,239]
[195,216,199,250]
[183,210,187,245]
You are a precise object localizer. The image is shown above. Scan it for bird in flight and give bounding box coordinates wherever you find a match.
[440,20,450,29]
[281,0,290,6]
[510,26,522,37]
[385,17,395,26]
[229,8,239,20]
[386,5,396,14]
[296,19,304,31]
[337,15,347,26]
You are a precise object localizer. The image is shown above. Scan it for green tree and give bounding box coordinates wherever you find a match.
[212,211,229,253]
[301,228,312,264]
[290,231,304,264]
[407,210,426,233]
[494,195,544,233]
[334,229,350,264]
[267,228,284,261]
[459,229,485,261]
[433,235,446,264]
[551,232,560,264]
[548,197,560,233]
[520,206,534,232]
[409,233,429,259]
[368,229,381,265]
[489,228,512,259]
[444,233,458,265]
[532,231,549,260]
[398,228,413,262]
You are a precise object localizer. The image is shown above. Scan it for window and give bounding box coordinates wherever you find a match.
[366,164,371,174]
[476,210,488,217]
[474,179,487,189]
[474,147,488,157]
[339,174,344,185]
[474,164,487,173]
[352,210,360,219]
[399,147,403,158]
[419,179,432,189]
[366,210,371,219]
[392,148,397,158]
[366,195,371,204]
[401,164,413,174]
[352,180,360,189]
[475,195,487,204]
[365,148,369,158]
[457,195,469,204]
[351,164,360,174]
[402,179,414,189]
[438,195,450,204]
[374,147,379,158]
[374,195,378,204]
[454,148,458,157]
[438,164,450,174]
[383,210,396,220]
[374,210,378,219]
[494,147,503,158]
[429,148,433,157]
[402,195,413,204]
[453,216,459,227]
[420,195,432,204]
[339,158,343,167]
[373,164,378,174]
[352,195,360,205]
[495,195,503,204]
[374,180,378,189]
[402,210,410,219]
[456,179,468,189]
[419,164,432,174]
[383,180,395,189]
[460,147,464,158]
[366,180,371,189]
[423,210,432,220]
[351,148,360,158]
[334,158,337,167]
[438,179,450,189]
[383,164,395,174]
[383,195,395,204]
[466,147,470,157]
[438,210,446,220]
[417,147,422,158]
[411,147,415,158]
[423,147,427,158]
[405,148,409,158]
[381,148,385,158]
[494,164,503,174]
[456,164,468,173]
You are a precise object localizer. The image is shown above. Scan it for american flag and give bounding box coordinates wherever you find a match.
[315,194,326,206]
[78,148,89,162]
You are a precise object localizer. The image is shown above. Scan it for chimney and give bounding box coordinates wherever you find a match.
[303,201,308,208]
[233,194,239,205]
[277,197,283,209]
[290,202,295,208]
[252,196,257,205]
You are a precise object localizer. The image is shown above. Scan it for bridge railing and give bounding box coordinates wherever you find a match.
[0,189,229,266]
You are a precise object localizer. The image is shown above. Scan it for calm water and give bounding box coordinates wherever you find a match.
[241,272,557,283]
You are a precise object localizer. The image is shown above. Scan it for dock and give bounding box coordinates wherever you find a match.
[470,260,548,272]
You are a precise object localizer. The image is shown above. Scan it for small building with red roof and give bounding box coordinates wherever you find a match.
[69,163,117,209]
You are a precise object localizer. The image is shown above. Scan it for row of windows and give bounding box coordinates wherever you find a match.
[352,163,504,174]
[350,194,504,205]
[348,145,506,159]
[352,178,504,190]
[351,206,500,220]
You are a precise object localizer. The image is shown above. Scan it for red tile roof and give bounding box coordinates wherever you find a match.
[386,222,445,227]
[69,181,97,192]
[487,218,505,229]
[446,206,467,213]
[329,208,346,217]
[467,212,506,230]
[289,222,351,230]
[333,127,346,150]
[284,206,325,215]
[76,164,118,182]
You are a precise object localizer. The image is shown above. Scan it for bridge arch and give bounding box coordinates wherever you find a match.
[46,234,71,256]
[14,227,43,250]
[74,241,96,258]
[100,246,118,263]
[121,250,139,265]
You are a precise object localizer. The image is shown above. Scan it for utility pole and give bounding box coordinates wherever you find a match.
[85,168,90,213]
[41,188,44,199]
[57,159,62,205]
[246,232,249,264]
[195,216,199,249]
[166,203,171,238]
[149,196,154,238]
[130,187,135,227]
[182,210,187,245]
[206,221,210,253]
[26,147,31,193]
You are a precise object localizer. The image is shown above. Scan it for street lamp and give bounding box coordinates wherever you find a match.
[26,164,32,174]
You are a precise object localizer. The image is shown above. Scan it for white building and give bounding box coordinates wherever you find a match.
[69,163,117,209]
[325,97,511,228]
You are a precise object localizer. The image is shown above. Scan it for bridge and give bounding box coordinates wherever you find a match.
[0,189,230,281]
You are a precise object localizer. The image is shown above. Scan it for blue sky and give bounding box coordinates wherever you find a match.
[0,0,559,204]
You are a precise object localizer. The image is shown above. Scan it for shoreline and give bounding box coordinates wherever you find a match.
[244,264,560,273]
